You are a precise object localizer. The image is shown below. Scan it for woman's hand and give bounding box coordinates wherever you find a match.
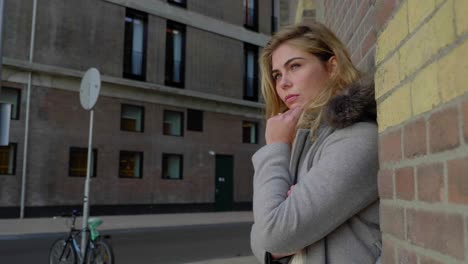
[265,107,303,145]
[287,185,295,197]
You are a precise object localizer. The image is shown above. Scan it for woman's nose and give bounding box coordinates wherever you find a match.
[279,74,292,89]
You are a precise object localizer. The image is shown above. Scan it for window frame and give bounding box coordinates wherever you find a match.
[0,143,17,176]
[119,151,144,179]
[243,43,259,101]
[123,8,148,81]
[162,153,184,180]
[242,121,259,144]
[163,110,184,137]
[120,104,145,133]
[244,0,259,31]
[2,87,21,120]
[165,20,186,88]
[68,147,98,178]
[187,109,203,132]
[167,0,186,8]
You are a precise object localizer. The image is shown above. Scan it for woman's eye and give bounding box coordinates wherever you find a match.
[273,74,281,81]
[291,64,300,70]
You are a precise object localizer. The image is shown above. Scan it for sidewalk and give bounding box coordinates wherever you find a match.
[0,211,253,237]
[0,211,257,263]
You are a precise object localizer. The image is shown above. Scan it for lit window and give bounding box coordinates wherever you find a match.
[0,143,16,175]
[121,104,144,132]
[69,148,97,177]
[162,154,183,180]
[242,121,258,144]
[163,110,184,136]
[119,151,143,178]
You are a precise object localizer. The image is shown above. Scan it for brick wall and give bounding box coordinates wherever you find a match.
[375,0,468,263]
[312,0,468,262]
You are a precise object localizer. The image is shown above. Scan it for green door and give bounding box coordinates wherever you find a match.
[215,155,234,211]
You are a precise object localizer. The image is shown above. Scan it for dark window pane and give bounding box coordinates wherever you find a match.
[2,87,21,120]
[119,151,143,178]
[162,154,183,179]
[165,21,186,88]
[187,109,203,132]
[123,9,147,81]
[167,0,186,8]
[163,110,184,136]
[244,0,258,30]
[121,104,144,132]
[69,148,97,177]
[242,121,258,144]
[244,44,258,101]
[0,144,16,175]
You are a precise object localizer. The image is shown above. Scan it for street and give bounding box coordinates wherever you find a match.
[0,222,254,264]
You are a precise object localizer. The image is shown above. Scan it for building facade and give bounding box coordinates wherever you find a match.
[0,0,276,217]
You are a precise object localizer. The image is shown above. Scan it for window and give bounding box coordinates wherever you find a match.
[2,87,21,120]
[244,0,258,30]
[119,151,143,178]
[162,153,183,180]
[242,121,258,144]
[167,0,186,8]
[272,0,280,34]
[244,44,259,101]
[121,104,144,132]
[163,110,184,136]
[187,109,203,132]
[69,148,97,177]
[123,8,148,81]
[0,143,16,175]
[165,20,186,88]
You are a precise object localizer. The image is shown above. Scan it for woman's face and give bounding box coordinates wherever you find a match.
[271,43,334,109]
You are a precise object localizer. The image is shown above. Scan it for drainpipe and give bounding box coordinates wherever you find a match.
[20,0,37,219]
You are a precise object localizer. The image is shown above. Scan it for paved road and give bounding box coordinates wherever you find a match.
[0,222,254,264]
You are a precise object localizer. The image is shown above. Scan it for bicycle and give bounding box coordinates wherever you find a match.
[48,209,114,264]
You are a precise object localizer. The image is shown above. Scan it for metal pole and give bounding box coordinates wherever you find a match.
[81,109,93,262]
[20,0,37,219]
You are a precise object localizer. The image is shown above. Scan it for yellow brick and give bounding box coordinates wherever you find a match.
[377,84,412,132]
[399,23,436,78]
[375,53,400,99]
[376,1,408,64]
[433,0,456,49]
[408,0,436,32]
[438,39,468,102]
[411,63,440,115]
[455,0,468,35]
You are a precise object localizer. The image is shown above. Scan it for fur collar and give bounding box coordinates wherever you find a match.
[323,77,377,129]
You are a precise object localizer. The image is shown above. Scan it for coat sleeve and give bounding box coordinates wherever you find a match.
[251,123,379,254]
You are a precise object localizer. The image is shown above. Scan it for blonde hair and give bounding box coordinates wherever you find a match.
[260,22,361,133]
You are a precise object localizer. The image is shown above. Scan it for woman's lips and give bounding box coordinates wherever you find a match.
[285,94,299,105]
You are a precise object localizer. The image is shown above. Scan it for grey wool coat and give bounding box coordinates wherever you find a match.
[250,79,381,264]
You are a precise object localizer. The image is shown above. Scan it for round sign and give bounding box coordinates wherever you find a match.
[80,68,101,110]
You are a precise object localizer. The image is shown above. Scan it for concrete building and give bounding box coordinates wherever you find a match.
[0,0,276,217]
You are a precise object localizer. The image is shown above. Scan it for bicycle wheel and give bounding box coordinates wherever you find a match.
[49,238,77,264]
[87,238,114,264]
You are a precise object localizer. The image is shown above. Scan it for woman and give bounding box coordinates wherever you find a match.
[250,22,381,264]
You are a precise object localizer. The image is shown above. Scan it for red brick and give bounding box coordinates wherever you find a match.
[381,204,405,239]
[429,107,460,153]
[378,169,394,199]
[395,167,415,200]
[417,163,444,203]
[407,209,464,260]
[419,255,443,264]
[375,0,398,30]
[403,118,427,158]
[448,157,468,204]
[463,101,468,143]
[397,247,417,264]
[382,237,396,264]
[379,129,402,163]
